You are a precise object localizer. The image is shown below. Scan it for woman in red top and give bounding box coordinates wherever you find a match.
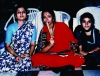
[31,9,84,75]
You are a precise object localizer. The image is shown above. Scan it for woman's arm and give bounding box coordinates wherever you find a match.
[41,37,54,52]
[6,44,19,57]
[41,43,53,52]
[29,25,37,55]
[6,44,22,62]
[79,45,88,56]
[29,42,36,56]
[89,47,100,53]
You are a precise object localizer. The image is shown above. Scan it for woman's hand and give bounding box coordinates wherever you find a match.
[49,37,55,46]
[80,51,88,56]
[20,53,30,58]
[16,54,29,62]
[74,53,84,58]
[16,56,21,62]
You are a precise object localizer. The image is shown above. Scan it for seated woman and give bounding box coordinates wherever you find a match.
[0,5,37,72]
[31,9,84,75]
[74,12,100,67]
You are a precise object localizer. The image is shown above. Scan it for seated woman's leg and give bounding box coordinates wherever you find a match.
[84,53,99,67]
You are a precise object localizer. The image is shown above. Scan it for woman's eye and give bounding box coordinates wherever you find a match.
[22,11,26,13]
[88,20,92,23]
[82,20,86,23]
[43,16,46,19]
[17,11,26,14]
[17,11,20,14]
[48,15,51,18]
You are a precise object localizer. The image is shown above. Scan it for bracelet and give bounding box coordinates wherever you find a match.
[15,55,20,58]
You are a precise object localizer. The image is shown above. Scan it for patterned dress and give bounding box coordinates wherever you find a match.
[0,21,36,72]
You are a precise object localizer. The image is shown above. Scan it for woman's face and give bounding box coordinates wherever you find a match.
[43,12,53,25]
[16,7,27,21]
[82,17,92,31]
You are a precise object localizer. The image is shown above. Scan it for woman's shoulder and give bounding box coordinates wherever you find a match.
[55,22,66,25]
[94,28,100,34]
[6,22,18,33]
[94,28,99,31]
[55,22,69,28]
[8,22,18,28]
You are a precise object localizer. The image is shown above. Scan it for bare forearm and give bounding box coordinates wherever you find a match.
[79,45,82,52]
[41,44,53,52]
[29,42,36,56]
[89,47,100,53]
[29,45,35,56]
[6,44,18,57]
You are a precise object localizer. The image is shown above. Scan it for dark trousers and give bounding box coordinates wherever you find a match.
[85,51,100,67]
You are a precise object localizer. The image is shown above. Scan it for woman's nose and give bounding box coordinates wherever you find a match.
[85,22,88,25]
[44,18,48,22]
[46,18,49,21]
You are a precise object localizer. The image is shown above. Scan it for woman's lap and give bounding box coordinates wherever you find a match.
[31,52,85,68]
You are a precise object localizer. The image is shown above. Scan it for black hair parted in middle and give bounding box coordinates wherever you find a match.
[41,9,56,24]
[14,4,28,21]
[80,12,95,25]
[80,12,95,30]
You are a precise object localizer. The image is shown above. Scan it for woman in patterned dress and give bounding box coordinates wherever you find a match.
[0,5,37,72]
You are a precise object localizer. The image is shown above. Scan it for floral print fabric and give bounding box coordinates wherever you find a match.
[0,21,34,72]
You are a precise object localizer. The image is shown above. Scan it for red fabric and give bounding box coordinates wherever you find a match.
[42,22,77,52]
[31,22,84,68]
[31,51,85,68]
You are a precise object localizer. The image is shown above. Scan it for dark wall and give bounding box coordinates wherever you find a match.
[0,0,100,43]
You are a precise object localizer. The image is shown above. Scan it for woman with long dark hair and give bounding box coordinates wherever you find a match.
[31,9,84,76]
[0,5,37,72]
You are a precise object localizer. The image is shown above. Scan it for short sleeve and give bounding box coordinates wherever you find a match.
[31,26,37,42]
[5,25,13,44]
[5,22,18,44]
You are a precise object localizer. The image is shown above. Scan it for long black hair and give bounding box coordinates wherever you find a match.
[41,9,56,24]
[14,4,28,21]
